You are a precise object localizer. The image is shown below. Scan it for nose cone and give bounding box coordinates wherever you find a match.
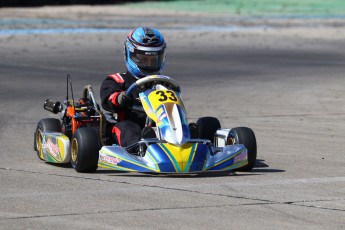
[146,143,208,173]
[160,104,190,146]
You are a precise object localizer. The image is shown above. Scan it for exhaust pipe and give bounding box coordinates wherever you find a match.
[44,99,62,114]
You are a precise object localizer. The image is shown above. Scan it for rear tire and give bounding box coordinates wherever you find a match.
[34,118,61,160]
[230,127,257,172]
[196,117,221,143]
[71,127,100,173]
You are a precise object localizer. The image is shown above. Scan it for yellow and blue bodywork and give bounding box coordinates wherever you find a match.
[38,131,71,163]
[98,142,247,173]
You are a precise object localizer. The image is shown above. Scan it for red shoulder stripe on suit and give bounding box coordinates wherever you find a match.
[108,73,124,83]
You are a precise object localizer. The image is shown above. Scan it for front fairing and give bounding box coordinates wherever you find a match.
[98,142,248,173]
[139,88,190,146]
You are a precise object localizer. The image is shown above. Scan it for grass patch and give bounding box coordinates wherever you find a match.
[125,0,345,16]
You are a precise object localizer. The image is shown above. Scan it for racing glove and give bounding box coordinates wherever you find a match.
[117,92,133,108]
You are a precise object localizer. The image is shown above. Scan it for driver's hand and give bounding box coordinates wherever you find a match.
[117,92,133,108]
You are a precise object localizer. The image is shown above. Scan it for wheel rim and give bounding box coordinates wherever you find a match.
[71,138,78,162]
[35,129,44,159]
[227,137,235,145]
[227,131,236,145]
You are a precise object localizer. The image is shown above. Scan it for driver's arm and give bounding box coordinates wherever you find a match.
[100,75,125,113]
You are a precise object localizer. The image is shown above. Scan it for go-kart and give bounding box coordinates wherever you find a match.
[34,75,257,173]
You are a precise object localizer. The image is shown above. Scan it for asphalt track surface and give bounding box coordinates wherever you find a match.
[1,11,345,230]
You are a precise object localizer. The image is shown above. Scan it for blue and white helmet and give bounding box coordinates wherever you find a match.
[124,27,166,78]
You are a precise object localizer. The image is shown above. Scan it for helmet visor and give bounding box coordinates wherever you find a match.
[130,49,165,70]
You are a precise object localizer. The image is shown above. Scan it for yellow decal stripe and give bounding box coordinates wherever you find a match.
[184,143,198,172]
[159,144,180,172]
[98,161,136,172]
[224,160,248,170]
[146,151,160,172]
[57,138,65,160]
[204,149,245,170]
[100,149,160,172]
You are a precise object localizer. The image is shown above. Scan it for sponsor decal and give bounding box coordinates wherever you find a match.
[234,151,247,164]
[156,107,164,116]
[155,107,165,123]
[100,153,122,165]
[157,113,167,123]
[42,139,60,157]
[140,28,158,44]
[143,27,154,35]
[145,52,158,56]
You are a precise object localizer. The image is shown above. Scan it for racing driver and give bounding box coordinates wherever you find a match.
[100,27,167,147]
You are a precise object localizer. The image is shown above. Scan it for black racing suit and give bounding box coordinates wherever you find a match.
[100,71,146,146]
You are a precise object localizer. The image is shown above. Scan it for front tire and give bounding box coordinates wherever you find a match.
[230,127,257,172]
[196,117,221,143]
[34,118,61,160]
[71,127,100,173]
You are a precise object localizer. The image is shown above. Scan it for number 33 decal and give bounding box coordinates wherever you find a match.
[156,90,178,102]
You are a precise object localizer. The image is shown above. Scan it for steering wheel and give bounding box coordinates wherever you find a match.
[125,75,180,97]
[124,75,180,113]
